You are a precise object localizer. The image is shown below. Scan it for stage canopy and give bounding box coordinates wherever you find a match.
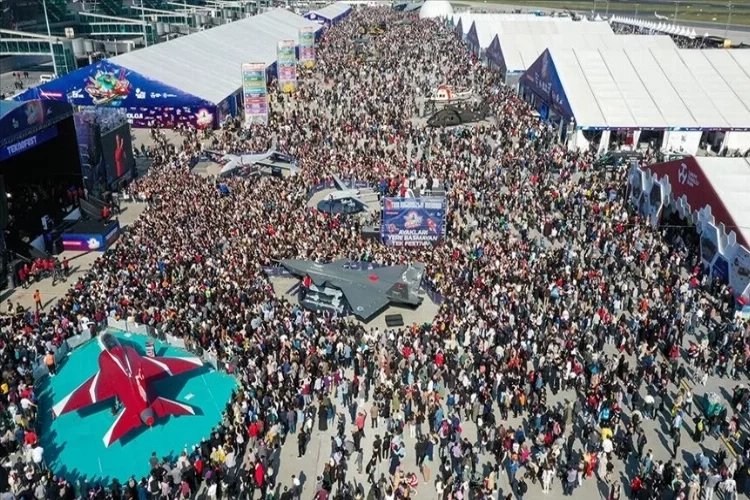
[109,8,321,105]
[631,156,750,301]
[487,33,675,75]
[12,9,321,128]
[0,100,74,148]
[305,2,352,24]
[521,47,750,131]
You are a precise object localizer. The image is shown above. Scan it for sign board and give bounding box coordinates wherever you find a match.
[381,197,447,247]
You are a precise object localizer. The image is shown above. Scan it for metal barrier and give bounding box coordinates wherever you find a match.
[31,329,94,383]
[108,317,219,370]
[106,317,162,339]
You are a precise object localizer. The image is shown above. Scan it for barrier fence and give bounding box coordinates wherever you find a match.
[31,318,225,384]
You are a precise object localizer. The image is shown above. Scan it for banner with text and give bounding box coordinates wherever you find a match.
[241,63,269,126]
[381,197,447,247]
[299,27,316,68]
[277,40,298,93]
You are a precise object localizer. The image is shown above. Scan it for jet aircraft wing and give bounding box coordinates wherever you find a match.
[103,408,143,447]
[136,348,204,381]
[52,372,118,417]
[338,283,391,321]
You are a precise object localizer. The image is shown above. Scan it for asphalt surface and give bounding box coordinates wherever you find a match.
[0,70,50,100]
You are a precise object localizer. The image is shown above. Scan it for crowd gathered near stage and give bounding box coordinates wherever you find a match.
[3,7,750,500]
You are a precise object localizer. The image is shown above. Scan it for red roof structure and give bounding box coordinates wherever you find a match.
[642,156,750,249]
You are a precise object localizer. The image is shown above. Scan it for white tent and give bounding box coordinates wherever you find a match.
[469,15,613,49]
[109,8,320,105]
[524,47,750,131]
[494,33,675,74]
[419,0,453,20]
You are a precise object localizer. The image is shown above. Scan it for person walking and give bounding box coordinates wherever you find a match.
[542,464,554,493]
[297,428,307,458]
[370,403,379,429]
[722,474,738,500]
[33,289,42,311]
[704,470,721,500]
[44,351,56,377]
[672,428,681,458]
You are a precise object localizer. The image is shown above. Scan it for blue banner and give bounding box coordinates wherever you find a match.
[522,49,574,122]
[486,35,504,71]
[0,125,58,161]
[13,60,217,128]
[381,197,447,247]
[0,100,72,147]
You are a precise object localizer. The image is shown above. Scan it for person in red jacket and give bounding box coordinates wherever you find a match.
[17,267,26,289]
[254,461,265,497]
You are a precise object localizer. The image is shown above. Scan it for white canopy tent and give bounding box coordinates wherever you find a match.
[110,8,321,105]
[611,15,701,39]
[468,15,612,50]
[527,46,750,130]
[492,33,675,75]
[521,47,750,153]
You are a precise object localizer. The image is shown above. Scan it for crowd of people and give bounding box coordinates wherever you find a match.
[1,6,750,500]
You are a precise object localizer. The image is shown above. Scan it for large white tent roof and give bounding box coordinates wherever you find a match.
[536,47,750,130]
[306,2,351,22]
[470,16,612,48]
[452,13,578,36]
[693,157,750,247]
[109,9,320,104]
[497,33,674,74]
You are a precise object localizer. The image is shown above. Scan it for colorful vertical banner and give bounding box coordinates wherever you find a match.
[241,62,269,126]
[299,26,316,68]
[277,40,298,93]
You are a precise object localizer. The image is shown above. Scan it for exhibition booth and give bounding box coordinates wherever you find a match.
[629,156,750,309]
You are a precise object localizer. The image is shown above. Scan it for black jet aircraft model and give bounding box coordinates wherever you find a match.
[277,259,426,322]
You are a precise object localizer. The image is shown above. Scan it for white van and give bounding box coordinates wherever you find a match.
[39,74,54,83]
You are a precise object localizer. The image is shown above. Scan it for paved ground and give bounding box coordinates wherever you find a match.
[0,70,49,100]
[266,335,738,499]
[1,201,147,311]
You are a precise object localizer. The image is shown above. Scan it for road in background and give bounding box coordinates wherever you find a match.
[453,1,750,43]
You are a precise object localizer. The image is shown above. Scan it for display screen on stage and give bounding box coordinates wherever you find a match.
[74,113,107,198]
[0,126,59,162]
[101,124,134,184]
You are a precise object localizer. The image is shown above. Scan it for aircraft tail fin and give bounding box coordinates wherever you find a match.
[151,396,195,419]
[103,409,142,447]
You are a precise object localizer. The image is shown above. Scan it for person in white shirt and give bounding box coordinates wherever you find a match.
[30,444,44,470]
[722,475,737,500]
[542,464,554,493]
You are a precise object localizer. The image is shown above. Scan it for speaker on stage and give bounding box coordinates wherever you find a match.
[0,176,7,230]
[385,314,404,327]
